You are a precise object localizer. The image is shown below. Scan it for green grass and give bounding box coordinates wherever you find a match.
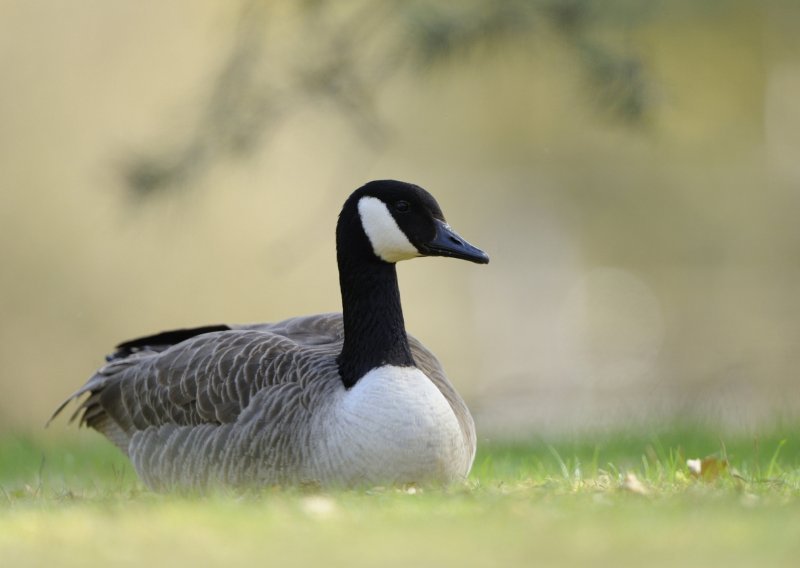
[1,427,799,567]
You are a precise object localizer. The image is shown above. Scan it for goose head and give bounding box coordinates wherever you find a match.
[337,180,490,265]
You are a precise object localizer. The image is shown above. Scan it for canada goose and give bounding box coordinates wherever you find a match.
[52,180,489,490]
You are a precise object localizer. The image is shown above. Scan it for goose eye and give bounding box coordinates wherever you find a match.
[395,200,410,213]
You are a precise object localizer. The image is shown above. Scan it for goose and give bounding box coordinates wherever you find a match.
[51,180,489,490]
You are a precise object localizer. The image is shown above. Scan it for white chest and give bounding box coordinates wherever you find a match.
[310,365,470,486]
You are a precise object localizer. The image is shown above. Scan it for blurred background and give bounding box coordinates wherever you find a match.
[1,0,799,440]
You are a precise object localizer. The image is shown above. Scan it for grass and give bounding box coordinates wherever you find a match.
[1,427,799,567]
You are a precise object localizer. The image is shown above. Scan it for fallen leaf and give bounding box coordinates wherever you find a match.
[686,459,702,476]
[686,456,729,480]
[300,495,338,519]
[621,472,649,495]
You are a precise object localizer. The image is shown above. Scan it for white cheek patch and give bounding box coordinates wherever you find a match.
[357,196,420,263]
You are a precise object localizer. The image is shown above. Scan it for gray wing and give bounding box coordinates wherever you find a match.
[51,314,344,489]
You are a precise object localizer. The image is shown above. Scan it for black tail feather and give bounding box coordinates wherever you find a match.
[109,324,231,360]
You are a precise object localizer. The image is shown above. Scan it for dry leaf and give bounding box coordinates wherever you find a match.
[300,495,338,519]
[621,472,649,495]
[686,456,728,480]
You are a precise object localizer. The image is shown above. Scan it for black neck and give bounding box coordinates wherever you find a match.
[336,253,416,389]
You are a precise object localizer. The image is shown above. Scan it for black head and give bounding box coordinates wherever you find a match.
[337,180,489,265]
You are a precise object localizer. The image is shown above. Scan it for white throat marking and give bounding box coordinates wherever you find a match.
[357,196,420,263]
